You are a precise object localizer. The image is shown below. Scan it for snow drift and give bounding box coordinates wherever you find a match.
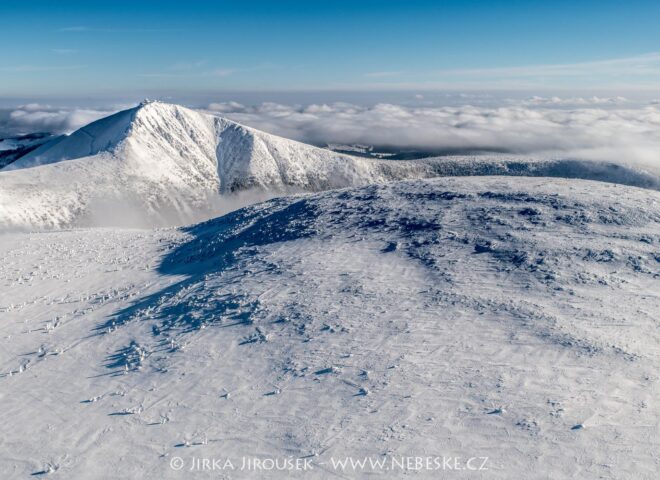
[1,177,658,478]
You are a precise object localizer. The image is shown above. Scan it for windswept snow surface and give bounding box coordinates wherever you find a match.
[1,177,658,479]
[1,101,659,230]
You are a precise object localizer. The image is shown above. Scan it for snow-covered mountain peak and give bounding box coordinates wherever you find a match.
[1,102,455,229]
[2,101,660,230]
[5,102,215,170]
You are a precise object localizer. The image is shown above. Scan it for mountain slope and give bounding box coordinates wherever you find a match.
[1,101,659,230]
[0,132,55,169]
[6,101,437,192]
[0,102,445,229]
[6,108,137,170]
[1,177,658,478]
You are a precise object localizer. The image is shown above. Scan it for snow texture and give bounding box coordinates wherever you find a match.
[1,102,659,479]
[1,177,659,479]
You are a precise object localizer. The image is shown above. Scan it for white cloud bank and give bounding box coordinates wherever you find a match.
[206,100,660,170]
[2,105,120,134]
[3,99,660,172]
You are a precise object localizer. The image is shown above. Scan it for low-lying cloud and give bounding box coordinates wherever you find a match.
[3,98,660,172]
[206,99,660,169]
[2,104,116,135]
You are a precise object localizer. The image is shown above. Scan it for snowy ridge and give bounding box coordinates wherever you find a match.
[5,101,430,192]
[1,101,659,230]
[5,107,138,170]
[0,132,55,169]
[0,102,441,230]
[1,177,658,478]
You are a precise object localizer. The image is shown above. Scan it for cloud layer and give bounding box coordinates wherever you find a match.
[206,99,660,170]
[0,104,119,135]
[3,99,660,173]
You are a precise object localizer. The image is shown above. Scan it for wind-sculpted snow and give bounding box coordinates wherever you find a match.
[110,177,660,361]
[2,177,656,478]
[1,101,659,230]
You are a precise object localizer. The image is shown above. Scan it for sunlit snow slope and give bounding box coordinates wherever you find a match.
[0,102,441,229]
[1,101,658,230]
[1,177,658,479]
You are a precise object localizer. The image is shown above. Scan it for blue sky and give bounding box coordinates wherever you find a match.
[2,0,660,101]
